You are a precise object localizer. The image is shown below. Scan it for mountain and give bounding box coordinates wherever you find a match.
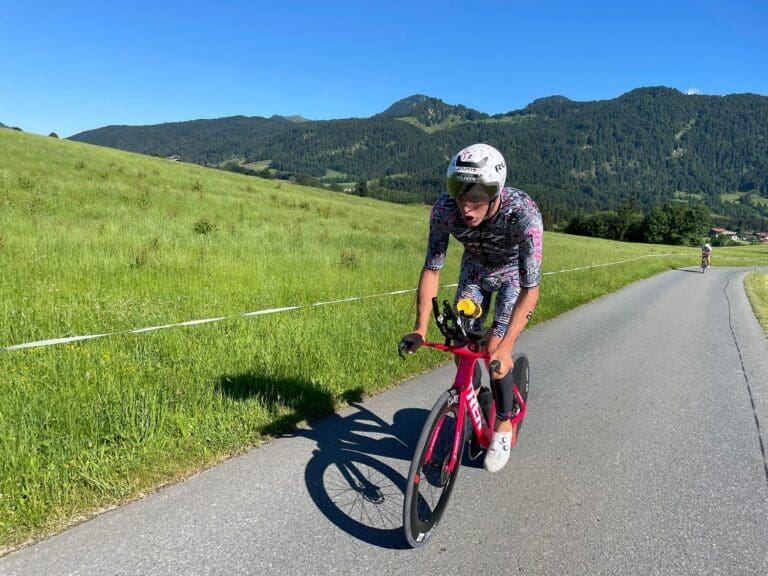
[0,122,7,128]
[271,114,308,123]
[518,95,584,118]
[71,115,300,165]
[69,88,768,229]
[375,95,488,127]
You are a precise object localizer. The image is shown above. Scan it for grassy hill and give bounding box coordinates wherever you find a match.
[69,88,768,230]
[2,129,767,550]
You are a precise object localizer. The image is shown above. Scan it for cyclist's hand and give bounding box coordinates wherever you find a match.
[489,350,513,378]
[398,333,424,358]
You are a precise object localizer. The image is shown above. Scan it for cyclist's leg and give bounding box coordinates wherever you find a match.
[454,266,495,450]
[489,360,516,415]
[454,264,492,392]
[484,333,516,472]
[487,275,521,428]
[454,262,492,331]
[485,314,519,471]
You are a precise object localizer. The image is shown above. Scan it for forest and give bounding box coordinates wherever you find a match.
[69,88,768,232]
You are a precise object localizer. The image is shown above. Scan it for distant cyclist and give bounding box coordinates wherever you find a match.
[702,242,712,268]
[399,143,543,472]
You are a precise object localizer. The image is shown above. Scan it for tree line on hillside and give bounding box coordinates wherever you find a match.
[564,200,712,245]
[69,87,768,231]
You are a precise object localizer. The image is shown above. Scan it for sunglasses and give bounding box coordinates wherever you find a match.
[446,177,497,203]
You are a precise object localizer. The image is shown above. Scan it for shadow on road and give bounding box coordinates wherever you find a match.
[216,371,430,549]
[290,403,428,550]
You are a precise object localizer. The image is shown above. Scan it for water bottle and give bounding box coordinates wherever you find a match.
[456,298,482,319]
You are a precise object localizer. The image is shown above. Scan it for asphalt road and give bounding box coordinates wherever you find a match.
[2,267,767,576]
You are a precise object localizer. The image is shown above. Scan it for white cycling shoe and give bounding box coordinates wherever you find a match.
[483,430,513,473]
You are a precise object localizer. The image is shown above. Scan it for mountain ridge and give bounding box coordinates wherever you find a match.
[68,87,768,229]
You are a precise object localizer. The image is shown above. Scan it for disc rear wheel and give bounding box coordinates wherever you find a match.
[512,354,530,434]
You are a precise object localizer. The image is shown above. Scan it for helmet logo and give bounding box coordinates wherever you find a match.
[456,156,487,170]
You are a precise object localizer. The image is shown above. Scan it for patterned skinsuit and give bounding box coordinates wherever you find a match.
[424,187,543,338]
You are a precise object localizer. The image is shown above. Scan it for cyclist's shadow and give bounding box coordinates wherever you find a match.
[289,397,427,550]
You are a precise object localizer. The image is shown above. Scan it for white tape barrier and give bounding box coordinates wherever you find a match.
[2,294,413,351]
[541,253,678,275]
[0,252,759,352]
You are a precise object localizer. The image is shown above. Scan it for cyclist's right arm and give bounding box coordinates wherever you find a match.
[414,268,441,337]
[416,198,451,336]
[401,199,450,353]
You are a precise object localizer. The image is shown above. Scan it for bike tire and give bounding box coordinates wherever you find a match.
[403,389,464,547]
[512,354,530,434]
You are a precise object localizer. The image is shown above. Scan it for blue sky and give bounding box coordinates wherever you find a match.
[1,0,766,137]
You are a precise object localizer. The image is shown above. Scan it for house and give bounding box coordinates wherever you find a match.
[709,227,739,241]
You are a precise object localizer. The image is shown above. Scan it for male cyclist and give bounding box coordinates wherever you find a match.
[399,143,543,473]
[702,242,712,268]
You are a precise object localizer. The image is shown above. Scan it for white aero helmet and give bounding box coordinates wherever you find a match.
[446,143,507,202]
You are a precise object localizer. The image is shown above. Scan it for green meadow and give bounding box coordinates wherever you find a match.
[720,191,768,207]
[745,272,768,334]
[1,128,767,550]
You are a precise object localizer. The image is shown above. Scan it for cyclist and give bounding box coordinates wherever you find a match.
[701,242,712,268]
[399,143,543,473]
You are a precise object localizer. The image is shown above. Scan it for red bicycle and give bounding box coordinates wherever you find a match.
[399,298,529,547]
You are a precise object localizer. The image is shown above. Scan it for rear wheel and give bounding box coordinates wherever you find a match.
[403,389,464,547]
[512,354,530,434]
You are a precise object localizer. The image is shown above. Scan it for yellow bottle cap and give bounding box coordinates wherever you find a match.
[456,298,482,319]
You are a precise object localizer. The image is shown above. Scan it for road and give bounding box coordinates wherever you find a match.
[2,267,768,575]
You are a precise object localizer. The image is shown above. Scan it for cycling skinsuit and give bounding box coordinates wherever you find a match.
[424,187,543,338]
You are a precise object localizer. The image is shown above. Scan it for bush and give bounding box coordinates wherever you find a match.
[193,217,216,235]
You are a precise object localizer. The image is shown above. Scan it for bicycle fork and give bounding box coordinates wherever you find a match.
[421,357,490,476]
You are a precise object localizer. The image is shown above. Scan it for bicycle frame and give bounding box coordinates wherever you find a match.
[420,340,527,476]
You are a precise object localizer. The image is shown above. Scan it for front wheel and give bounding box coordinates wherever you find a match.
[403,389,464,547]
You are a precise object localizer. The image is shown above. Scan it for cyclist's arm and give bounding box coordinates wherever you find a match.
[413,268,441,337]
[414,198,451,336]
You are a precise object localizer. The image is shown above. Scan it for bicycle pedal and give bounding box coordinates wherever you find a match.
[467,440,484,461]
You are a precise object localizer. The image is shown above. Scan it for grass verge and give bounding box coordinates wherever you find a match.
[745,271,768,335]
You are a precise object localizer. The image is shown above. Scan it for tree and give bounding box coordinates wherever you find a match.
[49,132,59,138]
[616,198,643,241]
[355,179,368,197]
[641,202,710,245]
